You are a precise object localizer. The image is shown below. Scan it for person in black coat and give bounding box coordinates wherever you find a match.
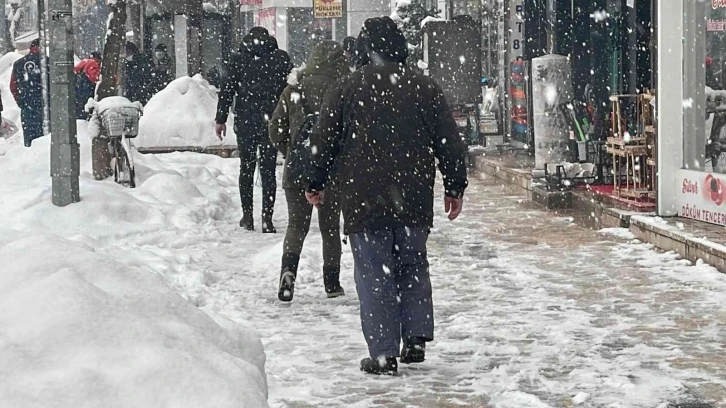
[10,39,45,147]
[306,17,468,375]
[122,42,153,105]
[150,44,174,96]
[215,27,292,233]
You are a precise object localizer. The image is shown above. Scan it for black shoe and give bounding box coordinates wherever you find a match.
[323,268,345,298]
[261,218,276,234]
[239,214,254,231]
[360,357,398,375]
[400,338,426,364]
[278,269,296,302]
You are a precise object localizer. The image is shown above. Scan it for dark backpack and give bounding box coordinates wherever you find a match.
[286,87,319,184]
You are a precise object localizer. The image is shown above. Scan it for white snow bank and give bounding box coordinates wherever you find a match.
[0,232,267,408]
[420,15,445,28]
[0,125,268,407]
[136,74,236,148]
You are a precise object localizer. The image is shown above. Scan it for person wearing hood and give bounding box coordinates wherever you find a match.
[269,40,348,302]
[10,38,45,147]
[342,36,357,69]
[305,17,468,375]
[216,27,292,233]
[122,42,153,105]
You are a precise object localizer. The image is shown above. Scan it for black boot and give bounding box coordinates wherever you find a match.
[400,337,426,364]
[278,253,299,302]
[360,357,398,375]
[261,211,276,234]
[323,267,345,298]
[239,211,254,231]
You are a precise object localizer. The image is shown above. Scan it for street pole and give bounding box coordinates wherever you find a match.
[48,0,80,206]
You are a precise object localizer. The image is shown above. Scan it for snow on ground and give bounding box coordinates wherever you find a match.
[0,126,267,407]
[135,75,236,148]
[3,108,726,406]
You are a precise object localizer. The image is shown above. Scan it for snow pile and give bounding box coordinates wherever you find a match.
[0,127,268,407]
[136,74,236,148]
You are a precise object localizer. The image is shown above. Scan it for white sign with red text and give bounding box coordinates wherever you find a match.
[679,169,726,226]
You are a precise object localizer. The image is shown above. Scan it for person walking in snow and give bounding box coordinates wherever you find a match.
[215,27,292,233]
[74,51,102,120]
[269,40,348,302]
[122,42,153,105]
[10,38,44,147]
[150,44,173,96]
[305,17,468,375]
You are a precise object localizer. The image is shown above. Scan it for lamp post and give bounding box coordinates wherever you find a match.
[47,0,80,206]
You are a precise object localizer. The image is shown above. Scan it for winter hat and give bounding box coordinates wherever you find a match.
[125,42,138,55]
[249,26,269,37]
[90,51,102,60]
[154,43,167,53]
[358,17,408,65]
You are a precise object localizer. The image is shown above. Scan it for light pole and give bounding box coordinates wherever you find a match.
[47,0,80,206]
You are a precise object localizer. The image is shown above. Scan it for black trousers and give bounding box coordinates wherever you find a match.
[235,119,277,219]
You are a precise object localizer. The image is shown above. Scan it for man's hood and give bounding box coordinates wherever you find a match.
[299,40,347,81]
[240,30,278,57]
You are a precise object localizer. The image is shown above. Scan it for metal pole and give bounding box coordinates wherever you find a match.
[39,0,51,136]
[48,0,80,206]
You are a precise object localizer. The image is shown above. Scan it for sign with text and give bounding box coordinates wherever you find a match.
[509,0,524,59]
[314,0,342,19]
[679,169,726,226]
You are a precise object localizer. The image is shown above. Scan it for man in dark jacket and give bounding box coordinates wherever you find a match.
[10,38,44,147]
[306,17,468,375]
[150,44,173,96]
[215,27,292,233]
[122,42,153,105]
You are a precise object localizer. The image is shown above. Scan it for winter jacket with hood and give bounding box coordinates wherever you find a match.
[216,27,292,132]
[269,40,349,190]
[308,17,468,235]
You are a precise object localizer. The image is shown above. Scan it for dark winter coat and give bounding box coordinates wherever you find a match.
[10,46,45,145]
[269,41,349,190]
[215,29,292,134]
[150,59,173,95]
[308,17,468,234]
[122,53,153,105]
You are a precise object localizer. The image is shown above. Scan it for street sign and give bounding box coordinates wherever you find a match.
[314,0,342,19]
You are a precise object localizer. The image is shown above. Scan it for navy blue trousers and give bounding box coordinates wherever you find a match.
[349,227,434,358]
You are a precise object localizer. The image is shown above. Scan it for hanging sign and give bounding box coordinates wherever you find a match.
[314,0,342,19]
[509,0,524,59]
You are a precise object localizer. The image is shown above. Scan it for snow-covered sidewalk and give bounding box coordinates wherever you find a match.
[96,152,726,406]
[3,128,726,406]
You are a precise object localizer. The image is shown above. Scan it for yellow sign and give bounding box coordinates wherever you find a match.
[314,0,342,18]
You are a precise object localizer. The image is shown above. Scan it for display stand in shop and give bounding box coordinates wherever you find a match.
[606,91,656,202]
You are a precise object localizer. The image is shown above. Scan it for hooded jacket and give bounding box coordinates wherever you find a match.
[269,40,349,190]
[308,17,468,234]
[216,28,292,132]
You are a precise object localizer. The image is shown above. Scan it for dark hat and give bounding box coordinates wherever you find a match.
[30,38,40,48]
[342,36,356,52]
[249,26,269,36]
[90,51,102,60]
[358,17,408,65]
[154,43,168,53]
[125,42,138,54]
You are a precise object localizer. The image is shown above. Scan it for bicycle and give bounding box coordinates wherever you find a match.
[88,98,143,188]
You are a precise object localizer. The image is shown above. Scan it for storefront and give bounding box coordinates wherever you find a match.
[659,0,726,225]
